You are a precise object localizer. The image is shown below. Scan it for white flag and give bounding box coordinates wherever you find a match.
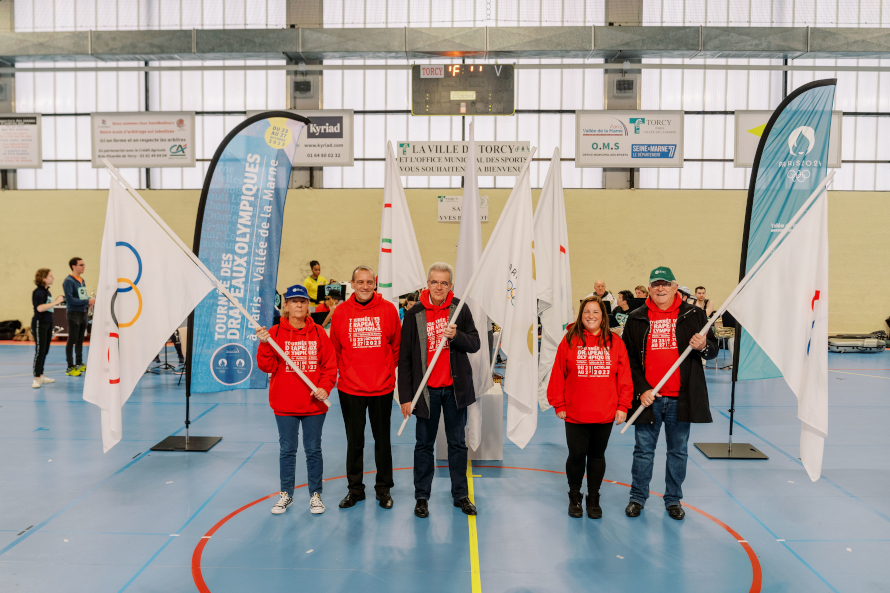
[533,148,573,412]
[84,180,215,452]
[378,141,426,305]
[728,191,829,481]
[466,164,538,448]
[455,122,492,451]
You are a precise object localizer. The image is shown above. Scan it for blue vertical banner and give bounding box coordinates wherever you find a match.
[187,113,309,393]
[736,80,836,381]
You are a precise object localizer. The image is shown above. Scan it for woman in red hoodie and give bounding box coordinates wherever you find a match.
[255,285,337,517]
[547,295,633,519]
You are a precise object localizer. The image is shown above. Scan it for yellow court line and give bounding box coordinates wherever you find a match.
[829,370,890,380]
[0,369,65,379]
[466,460,482,593]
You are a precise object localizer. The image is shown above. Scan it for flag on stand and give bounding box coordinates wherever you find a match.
[84,180,215,452]
[378,141,426,305]
[455,122,492,451]
[465,164,538,448]
[533,148,573,412]
[728,190,829,481]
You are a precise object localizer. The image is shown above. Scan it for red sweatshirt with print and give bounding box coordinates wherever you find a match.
[547,327,633,424]
[329,292,401,396]
[419,289,453,388]
[645,293,682,397]
[256,316,337,416]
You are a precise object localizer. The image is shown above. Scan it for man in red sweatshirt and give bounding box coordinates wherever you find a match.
[622,267,717,521]
[330,265,401,510]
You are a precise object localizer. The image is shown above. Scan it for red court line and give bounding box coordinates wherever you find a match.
[192,465,761,593]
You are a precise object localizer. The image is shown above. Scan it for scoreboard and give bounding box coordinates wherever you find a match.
[411,64,515,116]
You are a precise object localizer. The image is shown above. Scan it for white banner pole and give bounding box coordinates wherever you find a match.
[102,159,331,407]
[621,170,835,433]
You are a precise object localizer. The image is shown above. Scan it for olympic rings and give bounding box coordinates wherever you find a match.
[115,241,142,292]
[786,169,811,183]
[111,278,143,328]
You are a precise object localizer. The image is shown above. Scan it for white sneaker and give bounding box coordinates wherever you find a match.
[310,492,325,515]
[271,491,293,514]
[32,378,41,389]
[40,376,55,384]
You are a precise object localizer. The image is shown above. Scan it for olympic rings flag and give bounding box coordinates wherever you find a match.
[735,79,835,382]
[187,113,308,394]
[84,180,215,452]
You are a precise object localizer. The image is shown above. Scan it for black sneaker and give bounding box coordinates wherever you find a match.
[376,492,394,509]
[414,499,429,518]
[338,491,366,508]
[667,504,685,520]
[625,501,643,517]
[586,493,602,519]
[568,491,583,518]
[453,497,477,516]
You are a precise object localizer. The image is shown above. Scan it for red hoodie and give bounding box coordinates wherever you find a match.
[645,293,682,397]
[330,292,401,396]
[547,327,633,424]
[419,289,453,388]
[256,316,337,416]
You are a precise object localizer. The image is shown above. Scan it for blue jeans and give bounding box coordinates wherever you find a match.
[275,413,326,496]
[629,397,691,508]
[414,386,468,501]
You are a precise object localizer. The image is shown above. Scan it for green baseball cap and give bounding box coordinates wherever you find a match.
[648,266,676,284]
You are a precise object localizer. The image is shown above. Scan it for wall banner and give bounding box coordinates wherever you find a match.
[574,110,684,168]
[735,110,842,168]
[397,141,531,176]
[0,114,42,168]
[91,111,195,168]
[187,113,308,394]
[247,109,353,167]
[437,195,489,222]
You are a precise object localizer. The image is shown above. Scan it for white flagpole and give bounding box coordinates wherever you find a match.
[397,147,537,436]
[621,170,835,433]
[102,159,331,408]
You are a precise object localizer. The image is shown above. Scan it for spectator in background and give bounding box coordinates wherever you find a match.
[32,268,64,389]
[314,284,343,329]
[612,290,635,328]
[677,285,694,305]
[400,291,419,322]
[63,257,95,377]
[586,280,615,310]
[303,260,329,309]
[635,286,648,299]
[694,286,714,318]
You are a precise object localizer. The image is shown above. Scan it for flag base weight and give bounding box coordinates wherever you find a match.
[150,436,222,452]
[694,442,768,459]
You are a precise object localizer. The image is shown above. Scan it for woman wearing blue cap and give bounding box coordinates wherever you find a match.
[255,284,338,516]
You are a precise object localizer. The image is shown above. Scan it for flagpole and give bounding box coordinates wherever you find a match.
[621,170,835,434]
[102,159,332,409]
[397,147,537,436]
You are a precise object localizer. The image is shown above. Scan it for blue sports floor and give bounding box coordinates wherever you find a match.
[1,342,888,593]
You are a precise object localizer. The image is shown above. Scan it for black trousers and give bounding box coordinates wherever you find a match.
[339,391,394,495]
[66,311,88,368]
[31,319,53,377]
[565,421,613,495]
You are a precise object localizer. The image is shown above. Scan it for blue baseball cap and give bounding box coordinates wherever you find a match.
[284,284,309,301]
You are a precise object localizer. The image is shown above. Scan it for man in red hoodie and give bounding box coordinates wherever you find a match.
[622,267,717,521]
[330,265,401,510]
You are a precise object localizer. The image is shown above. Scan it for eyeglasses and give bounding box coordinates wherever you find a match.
[650,281,673,288]
[428,280,451,287]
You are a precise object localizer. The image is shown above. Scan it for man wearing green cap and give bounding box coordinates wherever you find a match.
[621,266,717,520]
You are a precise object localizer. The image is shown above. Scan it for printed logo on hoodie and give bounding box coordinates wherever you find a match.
[349,317,382,348]
[285,340,318,373]
[649,318,677,350]
[576,346,610,378]
[426,318,451,352]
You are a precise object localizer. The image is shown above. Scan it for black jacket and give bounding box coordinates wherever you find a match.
[623,301,718,424]
[398,297,481,419]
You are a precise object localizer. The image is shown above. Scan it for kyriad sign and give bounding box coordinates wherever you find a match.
[397,141,531,176]
[575,110,684,168]
[246,109,354,167]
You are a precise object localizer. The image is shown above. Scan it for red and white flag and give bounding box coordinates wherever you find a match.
[84,180,215,452]
[728,190,829,481]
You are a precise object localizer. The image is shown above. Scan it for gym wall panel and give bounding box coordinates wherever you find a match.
[3,189,888,335]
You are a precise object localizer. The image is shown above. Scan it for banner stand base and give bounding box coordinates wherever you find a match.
[694,442,768,460]
[150,436,222,452]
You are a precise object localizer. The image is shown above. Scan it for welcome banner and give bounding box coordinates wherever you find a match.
[187,112,308,393]
[736,80,836,381]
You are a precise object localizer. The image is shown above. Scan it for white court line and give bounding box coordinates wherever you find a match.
[829,370,890,380]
